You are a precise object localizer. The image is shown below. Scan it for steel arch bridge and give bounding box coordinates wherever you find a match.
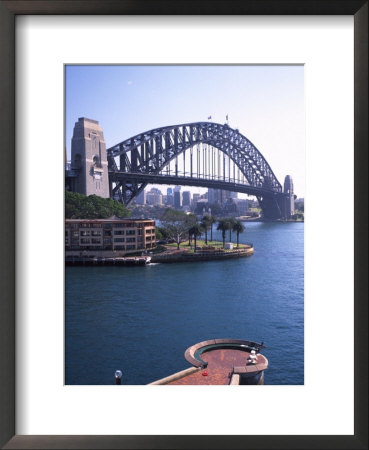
[107,122,290,219]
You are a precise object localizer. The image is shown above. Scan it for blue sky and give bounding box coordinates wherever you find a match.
[65,65,305,198]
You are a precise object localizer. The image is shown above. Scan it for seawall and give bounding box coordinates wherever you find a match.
[151,247,254,263]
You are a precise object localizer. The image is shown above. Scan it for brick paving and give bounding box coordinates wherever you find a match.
[167,348,265,385]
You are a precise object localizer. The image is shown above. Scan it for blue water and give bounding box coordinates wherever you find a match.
[65,222,304,385]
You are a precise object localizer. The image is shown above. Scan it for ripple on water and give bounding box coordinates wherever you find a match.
[65,222,304,385]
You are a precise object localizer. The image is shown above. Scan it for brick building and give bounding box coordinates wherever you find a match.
[65,217,156,257]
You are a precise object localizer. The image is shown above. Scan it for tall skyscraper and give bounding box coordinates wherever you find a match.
[182,191,191,207]
[174,191,182,209]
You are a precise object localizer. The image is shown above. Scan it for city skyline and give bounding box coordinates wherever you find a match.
[66,65,305,198]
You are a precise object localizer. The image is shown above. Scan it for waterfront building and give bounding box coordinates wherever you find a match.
[222,198,238,216]
[233,198,249,216]
[65,217,156,257]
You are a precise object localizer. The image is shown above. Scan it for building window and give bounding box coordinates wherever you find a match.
[91,230,102,236]
[114,238,125,242]
[80,230,90,236]
[114,230,124,235]
[126,245,135,250]
[80,238,91,244]
[91,238,101,244]
[104,230,112,236]
[126,230,135,235]
[126,238,136,243]
[114,245,125,250]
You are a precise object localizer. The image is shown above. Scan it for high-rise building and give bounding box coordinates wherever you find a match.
[192,193,200,208]
[146,190,163,205]
[182,191,191,207]
[166,194,174,206]
[71,117,109,198]
[135,189,147,205]
[208,188,218,204]
[174,191,182,209]
[208,188,232,205]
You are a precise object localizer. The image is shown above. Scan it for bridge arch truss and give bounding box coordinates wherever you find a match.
[107,122,287,218]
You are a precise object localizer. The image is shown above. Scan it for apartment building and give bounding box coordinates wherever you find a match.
[65,217,156,257]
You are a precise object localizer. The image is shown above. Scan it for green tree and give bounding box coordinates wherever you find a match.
[201,215,212,245]
[189,223,203,252]
[161,208,195,250]
[65,191,130,219]
[232,219,245,248]
[227,217,236,242]
[217,218,230,248]
[208,215,216,241]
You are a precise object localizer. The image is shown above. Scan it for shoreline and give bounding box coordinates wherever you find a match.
[151,245,254,263]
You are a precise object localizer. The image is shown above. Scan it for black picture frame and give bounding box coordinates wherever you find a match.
[0,1,367,449]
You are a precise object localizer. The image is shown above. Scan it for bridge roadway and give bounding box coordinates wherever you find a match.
[109,171,283,200]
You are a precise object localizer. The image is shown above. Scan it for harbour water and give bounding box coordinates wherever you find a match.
[65,222,304,385]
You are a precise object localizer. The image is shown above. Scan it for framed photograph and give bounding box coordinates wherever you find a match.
[1,1,367,449]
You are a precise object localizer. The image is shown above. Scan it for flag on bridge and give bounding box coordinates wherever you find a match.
[208,116,212,120]
[226,114,228,121]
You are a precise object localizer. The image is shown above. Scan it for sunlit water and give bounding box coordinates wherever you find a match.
[65,222,304,385]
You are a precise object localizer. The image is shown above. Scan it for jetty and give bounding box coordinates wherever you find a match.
[149,339,268,385]
[65,256,151,266]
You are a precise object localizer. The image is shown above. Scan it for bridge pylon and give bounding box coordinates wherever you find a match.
[69,117,110,198]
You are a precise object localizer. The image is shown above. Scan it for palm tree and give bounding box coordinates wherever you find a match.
[201,215,212,245]
[209,215,216,241]
[189,224,203,252]
[227,217,236,242]
[216,218,230,248]
[232,219,245,247]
